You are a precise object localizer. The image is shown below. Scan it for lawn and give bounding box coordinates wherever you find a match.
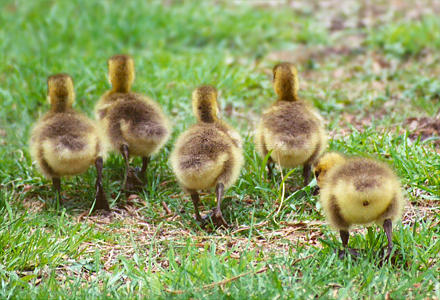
[0,0,439,298]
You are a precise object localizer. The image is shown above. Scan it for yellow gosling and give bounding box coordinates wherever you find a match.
[170,86,243,227]
[255,62,327,186]
[95,54,171,190]
[314,152,405,258]
[30,74,109,211]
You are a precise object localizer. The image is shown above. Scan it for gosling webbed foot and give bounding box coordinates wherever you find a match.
[93,156,110,212]
[386,245,393,258]
[94,208,113,217]
[133,167,146,183]
[194,214,205,224]
[337,248,360,259]
[212,208,229,228]
[124,167,144,191]
[338,230,359,259]
[267,160,274,180]
[203,209,229,228]
[133,166,149,185]
[93,186,110,212]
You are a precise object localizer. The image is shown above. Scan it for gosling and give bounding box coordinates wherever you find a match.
[30,74,109,211]
[314,152,405,258]
[256,62,327,186]
[170,86,243,227]
[95,54,171,190]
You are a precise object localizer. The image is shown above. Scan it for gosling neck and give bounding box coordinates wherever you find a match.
[111,81,132,93]
[278,90,298,101]
[275,76,299,101]
[50,97,72,113]
[197,109,218,123]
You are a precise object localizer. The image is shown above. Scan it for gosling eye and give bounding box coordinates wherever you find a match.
[314,169,321,178]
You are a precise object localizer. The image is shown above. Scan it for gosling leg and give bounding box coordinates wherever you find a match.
[93,156,110,211]
[190,191,203,223]
[383,218,393,258]
[121,144,142,190]
[302,163,311,186]
[267,158,274,179]
[212,183,228,228]
[52,177,61,208]
[339,230,359,258]
[140,156,150,183]
[121,144,130,190]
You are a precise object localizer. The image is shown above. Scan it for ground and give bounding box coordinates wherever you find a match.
[0,0,439,299]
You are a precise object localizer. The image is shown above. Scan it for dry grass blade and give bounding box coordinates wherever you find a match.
[164,267,269,295]
[164,255,313,295]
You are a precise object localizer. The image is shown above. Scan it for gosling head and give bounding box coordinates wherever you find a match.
[108,54,135,93]
[273,62,299,101]
[47,73,75,112]
[192,85,219,123]
[313,152,346,187]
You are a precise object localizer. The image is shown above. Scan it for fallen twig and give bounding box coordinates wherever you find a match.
[291,255,313,266]
[161,201,172,215]
[280,221,324,228]
[231,221,269,234]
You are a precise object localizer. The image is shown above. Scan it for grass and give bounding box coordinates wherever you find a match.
[368,15,440,57]
[1,0,439,298]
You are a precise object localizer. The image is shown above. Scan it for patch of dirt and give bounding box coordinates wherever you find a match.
[65,203,327,278]
[21,196,46,213]
[72,196,436,266]
[245,0,440,30]
[264,41,365,66]
[405,111,440,145]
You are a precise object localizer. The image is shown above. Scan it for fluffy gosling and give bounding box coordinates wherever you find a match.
[255,62,327,186]
[95,54,171,190]
[30,74,109,211]
[170,86,243,227]
[314,152,405,258]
